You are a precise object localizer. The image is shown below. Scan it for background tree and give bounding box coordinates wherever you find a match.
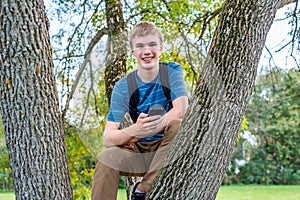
[104,0,127,104]
[238,69,300,184]
[224,69,300,185]
[0,0,73,199]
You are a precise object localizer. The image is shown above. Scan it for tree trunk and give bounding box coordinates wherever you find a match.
[104,0,127,104]
[148,0,290,199]
[0,0,73,199]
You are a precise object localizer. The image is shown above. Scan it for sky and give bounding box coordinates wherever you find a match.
[259,3,299,72]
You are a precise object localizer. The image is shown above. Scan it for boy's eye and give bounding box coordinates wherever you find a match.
[136,44,144,48]
[149,43,157,47]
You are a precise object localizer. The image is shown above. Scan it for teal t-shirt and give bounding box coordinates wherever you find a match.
[107,62,188,142]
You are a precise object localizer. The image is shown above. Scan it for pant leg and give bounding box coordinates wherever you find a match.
[92,119,182,198]
[140,119,182,192]
[91,156,119,200]
[92,146,149,200]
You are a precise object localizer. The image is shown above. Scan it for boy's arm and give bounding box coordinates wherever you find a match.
[104,96,188,147]
[161,95,189,126]
[103,121,138,147]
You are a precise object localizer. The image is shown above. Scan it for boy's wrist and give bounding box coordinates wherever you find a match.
[122,124,138,138]
[160,117,167,132]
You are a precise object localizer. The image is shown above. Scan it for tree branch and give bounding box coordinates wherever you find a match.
[80,60,93,128]
[289,0,298,55]
[277,0,297,9]
[62,27,108,120]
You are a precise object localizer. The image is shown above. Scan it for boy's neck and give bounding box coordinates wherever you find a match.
[137,63,160,83]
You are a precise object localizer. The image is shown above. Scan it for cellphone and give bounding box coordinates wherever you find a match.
[148,107,164,116]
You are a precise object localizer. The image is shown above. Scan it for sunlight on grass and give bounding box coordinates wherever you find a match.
[117,189,127,200]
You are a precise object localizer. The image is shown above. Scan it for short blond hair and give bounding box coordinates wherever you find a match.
[129,21,163,49]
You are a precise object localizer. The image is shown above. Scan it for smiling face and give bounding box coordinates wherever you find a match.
[131,33,163,71]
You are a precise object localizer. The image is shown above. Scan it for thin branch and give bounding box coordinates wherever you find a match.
[265,45,278,68]
[125,8,151,22]
[62,27,108,119]
[65,0,89,52]
[179,31,200,77]
[277,0,297,9]
[290,54,300,68]
[53,54,85,61]
[290,0,298,55]
[62,0,89,98]
[64,0,103,54]
[60,1,104,97]
[191,7,223,41]
[78,57,100,128]
[275,0,298,68]
[80,59,94,128]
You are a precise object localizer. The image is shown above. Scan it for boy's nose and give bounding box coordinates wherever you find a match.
[142,48,152,54]
[143,47,152,51]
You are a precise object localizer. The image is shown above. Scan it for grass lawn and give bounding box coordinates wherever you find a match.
[118,185,300,200]
[216,185,300,200]
[0,191,15,200]
[1,185,300,199]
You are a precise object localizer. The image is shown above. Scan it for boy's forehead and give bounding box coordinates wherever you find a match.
[131,33,161,44]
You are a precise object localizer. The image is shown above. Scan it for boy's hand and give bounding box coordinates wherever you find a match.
[123,113,166,139]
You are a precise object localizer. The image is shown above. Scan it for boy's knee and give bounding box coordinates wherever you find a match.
[97,147,122,169]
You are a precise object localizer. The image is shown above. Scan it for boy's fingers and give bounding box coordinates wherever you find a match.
[138,113,148,119]
[146,118,163,130]
[148,115,161,121]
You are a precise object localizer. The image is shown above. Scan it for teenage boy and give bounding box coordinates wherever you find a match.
[92,21,189,200]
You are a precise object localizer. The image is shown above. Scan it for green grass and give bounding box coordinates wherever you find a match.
[216,185,300,200]
[0,191,15,200]
[0,190,127,200]
[1,185,300,200]
[117,189,127,200]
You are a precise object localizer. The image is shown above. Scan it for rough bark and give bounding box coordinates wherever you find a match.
[0,0,73,199]
[148,0,289,199]
[104,0,127,104]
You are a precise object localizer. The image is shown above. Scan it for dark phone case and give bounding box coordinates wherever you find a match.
[149,107,163,116]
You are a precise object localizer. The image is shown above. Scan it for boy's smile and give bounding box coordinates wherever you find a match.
[131,33,163,71]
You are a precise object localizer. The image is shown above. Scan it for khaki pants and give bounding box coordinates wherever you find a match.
[91,119,181,200]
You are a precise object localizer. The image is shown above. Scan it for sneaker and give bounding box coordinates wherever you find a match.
[131,182,146,200]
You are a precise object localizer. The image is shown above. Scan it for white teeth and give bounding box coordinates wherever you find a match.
[142,57,152,61]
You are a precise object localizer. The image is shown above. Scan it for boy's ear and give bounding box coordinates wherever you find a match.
[131,49,137,57]
[160,44,163,52]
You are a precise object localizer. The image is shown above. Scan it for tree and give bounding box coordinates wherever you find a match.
[0,1,72,199]
[148,0,297,199]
